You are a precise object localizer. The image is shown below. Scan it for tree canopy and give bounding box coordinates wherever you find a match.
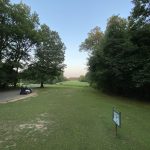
[0,0,65,88]
[30,24,65,87]
[80,0,150,99]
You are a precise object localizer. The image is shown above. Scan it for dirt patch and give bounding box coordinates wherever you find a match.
[18,113,55,133]
[19,123,47,132]
[0,114,55,149]
[19,120,48,132]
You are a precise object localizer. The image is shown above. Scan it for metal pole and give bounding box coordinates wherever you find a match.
[115,124,117,136]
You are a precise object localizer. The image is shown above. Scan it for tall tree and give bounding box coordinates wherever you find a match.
[128,0,150,98]
[81,16,136,94]
[0,1,39,87]
[5,2,39,86]
[129,0,150,28]
[33,24,65,88]
[0,0,11,63]
[80,26,104,53]
[79,26,104,86]
[99,16,135,93]
[0,0,14,87]
[80,1,150,99]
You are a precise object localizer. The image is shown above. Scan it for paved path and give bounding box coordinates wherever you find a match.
[0,90,37,103]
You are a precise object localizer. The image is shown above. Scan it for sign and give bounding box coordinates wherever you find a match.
[113,111,121,127]
[112,107,121,136]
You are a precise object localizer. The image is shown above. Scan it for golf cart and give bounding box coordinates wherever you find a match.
[20,84,32,95]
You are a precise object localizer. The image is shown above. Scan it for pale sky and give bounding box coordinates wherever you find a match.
[12,0,133,77]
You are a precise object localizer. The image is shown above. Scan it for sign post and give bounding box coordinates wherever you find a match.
[112,107,121,136]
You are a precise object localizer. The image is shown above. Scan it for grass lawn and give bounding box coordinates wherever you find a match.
[0,80,150,150]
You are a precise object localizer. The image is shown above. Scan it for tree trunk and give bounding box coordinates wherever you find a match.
[14,82,17,88]
[40,81,44,88]
[14,68,18,88]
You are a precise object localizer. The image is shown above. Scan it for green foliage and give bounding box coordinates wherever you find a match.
[22,24,65,88]
[0,0,11,61]
[7,2,39,65]
[0,0,40,87]
[81,0,150,99]
[97,16,135,93]
[35,24,65,87]
[0,0,65,88]
[129,0,150,28]
[45,73,67,84]
[79,26,104,53]
[79,74,89,82]
[128,0,150,98]
[79,75,86,82]
[0,63,17,87]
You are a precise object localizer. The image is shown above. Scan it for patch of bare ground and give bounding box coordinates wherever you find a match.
[18,113,54,132]
[0,113,55,149]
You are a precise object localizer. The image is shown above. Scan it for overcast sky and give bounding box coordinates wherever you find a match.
[11,0,133,77]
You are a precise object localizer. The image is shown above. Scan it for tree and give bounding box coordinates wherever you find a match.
[0,1,39,87]
[5,2,39,86]
[0,63,17,87]
[0,0,11,63]
[32,24,65,88]
[79,26,104,54]
[100,16,137,94]
[81,16,136,94]
[79,75,88,82]
[79,26,104,86]
[128,0,150,98]
[129,0,150,29]
[0,0,11,87]
[0,1,65,88]
[80,1,150,99]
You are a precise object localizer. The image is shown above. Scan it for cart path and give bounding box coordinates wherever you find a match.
[0,90,37,103]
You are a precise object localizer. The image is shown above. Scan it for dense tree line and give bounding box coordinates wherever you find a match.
[0,0,65,88]
[80,0,150,99]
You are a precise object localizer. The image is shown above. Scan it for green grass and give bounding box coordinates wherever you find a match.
[0,80,150,150]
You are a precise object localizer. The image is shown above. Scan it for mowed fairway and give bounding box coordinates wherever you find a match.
[0,81,150,150]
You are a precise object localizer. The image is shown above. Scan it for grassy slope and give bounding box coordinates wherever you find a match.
[0,81,150,150]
